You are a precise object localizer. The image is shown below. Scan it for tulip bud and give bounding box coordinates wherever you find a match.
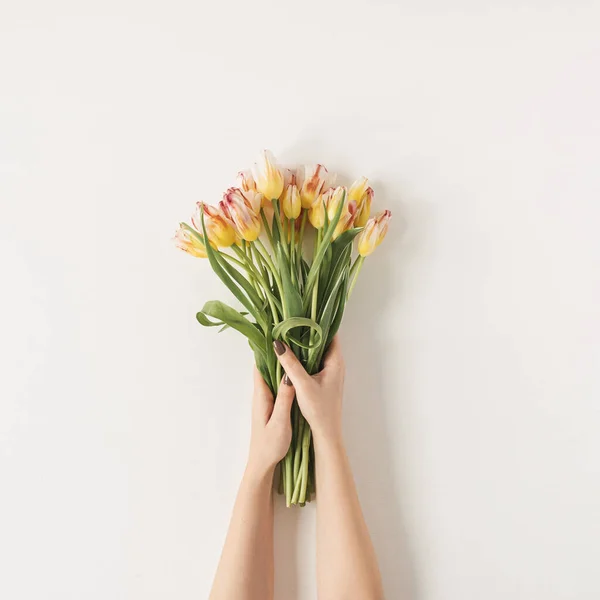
[299,164,329,209]
[221,187,262,242]
[354,187,373,227]
[191,202,237,248]
[332,200,358,240]
[308,190,330,229]
[173,224,209,258]
[348,177,369,205]
[251,150,284,200]
[280,173,301,219]
[357,210,392,256]
[326,186,348,222]
[236,169,257,193]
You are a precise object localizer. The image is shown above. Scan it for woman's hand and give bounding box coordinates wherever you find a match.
[248,369,295,475]
[273,336,345,445]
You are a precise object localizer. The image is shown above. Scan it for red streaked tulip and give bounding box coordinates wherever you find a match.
[237,169,257,193]
[281,172,301,219]
[173,223,209,258]
[354,186,373,227]
[299,164,329,209]
[251,150,284,200]
[357,210,392,256]
[221,187,262,242]
[191,202,237,248]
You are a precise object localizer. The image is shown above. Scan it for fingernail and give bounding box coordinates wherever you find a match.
[283,374,292,386]
[273,340,286,355]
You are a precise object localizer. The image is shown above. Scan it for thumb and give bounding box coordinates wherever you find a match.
[269,377,295,427]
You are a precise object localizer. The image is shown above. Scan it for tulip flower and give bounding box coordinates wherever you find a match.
[173,223,209,258]
[348,176,369,205]
[237,169,257,193]
[308,189,330,229]
[354,187,373,227]
[299,164,329,209]
[221,187,262,242]
[325,186,348,222]
[191,202,237,248]
[357,210,392,256]
[252,150,284,201]
[280,173,301,219]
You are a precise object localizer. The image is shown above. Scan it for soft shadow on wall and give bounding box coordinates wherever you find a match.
[273,131,424,600]
[342,178,420,600]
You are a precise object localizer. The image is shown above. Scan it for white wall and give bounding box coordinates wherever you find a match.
[1,2,599,599]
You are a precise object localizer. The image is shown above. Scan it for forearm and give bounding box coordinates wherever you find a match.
[314,435,384,600]
[209,463,275,600]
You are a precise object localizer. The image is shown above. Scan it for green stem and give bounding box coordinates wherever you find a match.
[226,246,265,302]
[254,239,284,302]
[290,218,298,287]
[298,427,311,504]
[232,245,282,320]
[348,256,365,298]
[293,412,305,483]
[260,208,275,250]
[271,200,290,261]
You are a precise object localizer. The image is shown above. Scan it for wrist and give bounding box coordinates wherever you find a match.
[245,455,276,484]
[312,429,346,457]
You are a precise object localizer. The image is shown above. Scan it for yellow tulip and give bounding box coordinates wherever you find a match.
[280,173,301,219]
[348,176,369,205]
[354,187,373,227]
[326,186,348,222]
[173,224,209,258]
[299,164,329,209]
[357,210,392,256]
[252,150,284,200]
[220,187,262,242]
[308,190,329,229]
[191,202,237,248]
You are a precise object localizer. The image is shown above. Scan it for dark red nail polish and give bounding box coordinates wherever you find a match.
[283,374,292,386]
[273,340,286,355]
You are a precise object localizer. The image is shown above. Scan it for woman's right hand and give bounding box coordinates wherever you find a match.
[272,336,345,445]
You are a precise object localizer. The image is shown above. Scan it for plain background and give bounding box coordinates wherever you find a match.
[1,1,599,599]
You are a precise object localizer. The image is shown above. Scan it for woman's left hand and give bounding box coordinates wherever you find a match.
[248,369,295,474]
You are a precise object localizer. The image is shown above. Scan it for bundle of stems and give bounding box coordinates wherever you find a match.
[175,151,391,506]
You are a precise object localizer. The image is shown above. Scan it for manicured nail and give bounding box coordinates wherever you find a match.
[273,340,286,355]
[283,374,292,386]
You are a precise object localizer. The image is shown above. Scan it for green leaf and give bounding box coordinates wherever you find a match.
[318,244,333,297]
[273,317,323,349]
[249,339,276,393]
[197,300,266,359]
[196,217,266,329]
[303,190,346,310]
[277,243,303,319]
[306,264,348,372]
[215,252,265,314]
[326,275,349,346]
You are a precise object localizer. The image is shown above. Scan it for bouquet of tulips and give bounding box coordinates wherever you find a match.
[175,150,391,506]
